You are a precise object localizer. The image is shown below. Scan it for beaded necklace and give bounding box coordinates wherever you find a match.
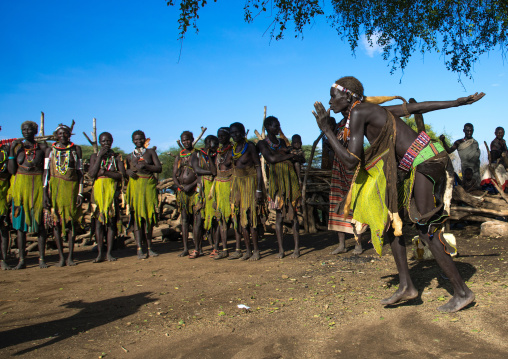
[232,141,248,160]
[53,142,74,175]
[101,152,117,171]
[266,136,281,150]
[0,148,7,172]
[343,100,361,144]
[133,147,146,160]
[24,142,38,163]
[217,144,232,164]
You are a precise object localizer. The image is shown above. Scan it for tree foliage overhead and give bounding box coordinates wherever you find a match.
[166,0,508,77]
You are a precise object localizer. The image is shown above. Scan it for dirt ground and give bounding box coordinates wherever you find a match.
[0,224,507,359]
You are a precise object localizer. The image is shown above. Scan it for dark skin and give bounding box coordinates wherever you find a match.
[215,130,242,260]
[439,125,474,154]
[0,140,11,270]
[230,124,263,261]
[43,128,83,267]
[173,133,200,257]
[314,88,484,313]
[125,133,162,259]
[8,124,48,269]
[258,119,301,259]
[88,134,126,263]
[190,138,218,257]
[289,137,306,185]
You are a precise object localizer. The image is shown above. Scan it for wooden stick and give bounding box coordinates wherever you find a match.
[409,98,425,134]
[192,126,207,146]
[176,140,183,149]
[40,111,45,136]
[450,205,508,217]
[261,106,267,139]
[91,118,98,153]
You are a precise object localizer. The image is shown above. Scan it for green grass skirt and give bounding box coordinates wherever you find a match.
[49,176,79,236]
[9,173,43,233]
[202,177,215,230]
[92,177,118,225]
[126,175,158,229]
[230,166,259,229]
[0,177,10,218]
[214,177,232,225]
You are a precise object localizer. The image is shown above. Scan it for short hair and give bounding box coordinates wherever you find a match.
[464,167,473,174]
[132,130,145,140]
[263,116,279,128]
[99,132,113,142]
[21,121,38,133]
[217,127,230,135]
[229,122,245,135]
[53,124,71,136]
[181,131,194,140]
[292,134,302,142]
[204,135,219,146]
[335,76,364,99]
[464,123,474,129]
[495,126,504,133]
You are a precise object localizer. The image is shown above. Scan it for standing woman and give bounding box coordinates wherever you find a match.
[125,130,162,259]
[8,121,48,269]
[44,124,83,266]
[88,132,126,262]
[0,129,12,270]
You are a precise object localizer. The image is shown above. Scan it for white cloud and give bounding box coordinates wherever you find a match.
[491,83,500,87]
[361,34,383,57]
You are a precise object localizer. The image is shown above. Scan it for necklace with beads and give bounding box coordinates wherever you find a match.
[266,136,281,151]
[343,100,361,144]
[232,141,248,160]
[101,152,117,171]
[133,147,146,160]
[24,142,38,163]
[217,144,232,164]
[180,149,194,158]
[53,142,74,175]
[0,148,7,172]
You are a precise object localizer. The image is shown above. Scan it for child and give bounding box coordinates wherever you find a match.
[289,134,306,185]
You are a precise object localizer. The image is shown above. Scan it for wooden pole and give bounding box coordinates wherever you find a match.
[302,132,325,233]
[40,112,45,136]
[409,98,425,134]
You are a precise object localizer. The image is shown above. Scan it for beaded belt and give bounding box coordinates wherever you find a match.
[398,131,431,172]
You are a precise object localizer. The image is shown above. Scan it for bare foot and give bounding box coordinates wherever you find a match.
[66,259,77,266]
[290,249,300,258]
[137,250,147,259]
[214,250,228,260]
[380,286,418,305]
[1,261,11,270]
[107,254,117,262]
[352,243,363,255]
[249,250,260,261]
[228,250,242,260]
[148,249,159,257]
[178,249,189,257]
[39,259,48,269]
[57,258,66,267]
[93,255,105,263]
[241,250,252,260]
[331,245,347,255]
[437,290,475,313]
[276,251,285,259]
[13,261,26,270]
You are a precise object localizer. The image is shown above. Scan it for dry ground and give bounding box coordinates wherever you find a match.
[0,224,507,358]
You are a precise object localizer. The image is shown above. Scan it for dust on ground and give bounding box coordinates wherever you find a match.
[0,224,507,358]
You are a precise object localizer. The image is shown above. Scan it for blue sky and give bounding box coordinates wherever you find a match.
[1,1,506,153]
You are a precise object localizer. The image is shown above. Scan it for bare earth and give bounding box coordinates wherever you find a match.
[0,224,507,358]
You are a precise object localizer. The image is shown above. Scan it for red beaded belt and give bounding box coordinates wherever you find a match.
[398,131,430,172]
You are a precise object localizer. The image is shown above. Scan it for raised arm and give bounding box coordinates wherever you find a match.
[384,92,485,117]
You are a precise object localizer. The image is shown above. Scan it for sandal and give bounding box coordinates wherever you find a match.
[189,250,200,259]
[209,249,219,258]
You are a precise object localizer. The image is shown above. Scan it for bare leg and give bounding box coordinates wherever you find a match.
[290,217,300,258]
[352,232,364,255]
[275,211,284,259]
[54,227,66,267]
[106,223,117,261]
[93,220,105,263]
[38,227,48,268]
[191,213,202,258]
[380,232,418,305]
[1,225,11,270]
[249,226,261,261]
[228,224,242,259]
[13,230,26,270]
[241,227,252,260]
[66,230,76,266]
[179,211,190,257]
[414,172,474,312]
[134,219,146,259]
[146,225,158,257]
[214,221,229,259]
[331,231,347,254]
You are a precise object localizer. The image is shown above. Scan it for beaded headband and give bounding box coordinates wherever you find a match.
[55,124,71,133]
[331,83,363,101]
[218,127,230,133]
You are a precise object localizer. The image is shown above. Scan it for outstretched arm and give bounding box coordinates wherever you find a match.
[258,140,294,164]
[385,92,485,117]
